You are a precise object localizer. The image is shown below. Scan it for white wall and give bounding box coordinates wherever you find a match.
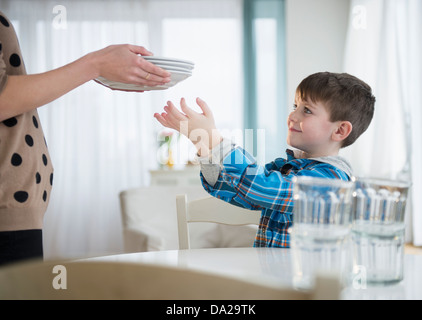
[285,0,351,106]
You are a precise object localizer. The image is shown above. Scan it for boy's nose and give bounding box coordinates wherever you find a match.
[288,110,298,122]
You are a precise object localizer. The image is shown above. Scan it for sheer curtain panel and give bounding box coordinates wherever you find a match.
[3,0,243,259]
[341,0,422,245]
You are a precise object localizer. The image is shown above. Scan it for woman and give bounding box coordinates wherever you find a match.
[0,10,170,266]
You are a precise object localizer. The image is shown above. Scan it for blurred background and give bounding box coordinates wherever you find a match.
[2,0,421,259]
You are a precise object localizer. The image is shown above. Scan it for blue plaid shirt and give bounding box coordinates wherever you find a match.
[200,148,351,247]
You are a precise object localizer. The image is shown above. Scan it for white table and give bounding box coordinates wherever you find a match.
[85,247,422,300]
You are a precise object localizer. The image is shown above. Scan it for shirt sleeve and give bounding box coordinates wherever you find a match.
[201,146,348,212]
[0,44,8,94]
[200,146,296,212]
[197,137,234,186]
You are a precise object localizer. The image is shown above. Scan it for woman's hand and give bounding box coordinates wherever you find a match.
[0,44,171,121]
[91,44,171,87]
[154,97,222,156]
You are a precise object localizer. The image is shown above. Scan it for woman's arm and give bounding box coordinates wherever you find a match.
[0,44,171,121]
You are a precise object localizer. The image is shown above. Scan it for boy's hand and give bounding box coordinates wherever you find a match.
[154,97,222,156]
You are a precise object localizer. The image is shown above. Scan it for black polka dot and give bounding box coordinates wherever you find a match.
[42,190,47,202]
[50,173,54,186]
[42,154,48,166]
[9,53,21,67]
[25,134,34,147]
[3,117,17,127]
[14,191,28,203]
[0,15,9,27]
[36,172,41,184]
[11,153,22,166]
[32,116,39,128]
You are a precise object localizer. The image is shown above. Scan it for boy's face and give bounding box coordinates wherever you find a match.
[287,94,339,156]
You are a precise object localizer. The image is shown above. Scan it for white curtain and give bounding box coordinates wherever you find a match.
[341,0,422,245]
[3,0,243,259]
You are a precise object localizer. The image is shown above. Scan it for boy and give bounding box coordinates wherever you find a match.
[154,72,375,247]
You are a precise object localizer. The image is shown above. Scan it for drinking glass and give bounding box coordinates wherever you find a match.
[290,176,355,290]
[351,178,411,285]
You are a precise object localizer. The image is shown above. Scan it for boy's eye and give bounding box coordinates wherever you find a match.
[292,104,312,114]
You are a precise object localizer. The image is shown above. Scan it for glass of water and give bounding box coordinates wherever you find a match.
[290,176,355,290]
[351,178,411,285]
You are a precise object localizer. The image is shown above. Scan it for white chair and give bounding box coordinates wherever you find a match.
[0,259,340,300]
[176,194,261,250]
[119,186,209,252]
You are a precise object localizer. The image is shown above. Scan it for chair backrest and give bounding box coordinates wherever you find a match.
[119,186,209,252]
[0,259,339,300]
[176,194,261,250]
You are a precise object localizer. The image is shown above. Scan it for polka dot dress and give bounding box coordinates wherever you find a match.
[0,11,54,231]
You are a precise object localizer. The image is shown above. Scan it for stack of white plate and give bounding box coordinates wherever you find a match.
[95,56,194,91]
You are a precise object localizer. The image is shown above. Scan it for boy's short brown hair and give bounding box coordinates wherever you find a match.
[296,72,375,148]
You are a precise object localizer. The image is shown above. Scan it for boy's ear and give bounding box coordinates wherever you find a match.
[332,121,352,142]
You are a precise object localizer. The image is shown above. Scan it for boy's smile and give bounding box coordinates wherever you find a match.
[288,126,301,133]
